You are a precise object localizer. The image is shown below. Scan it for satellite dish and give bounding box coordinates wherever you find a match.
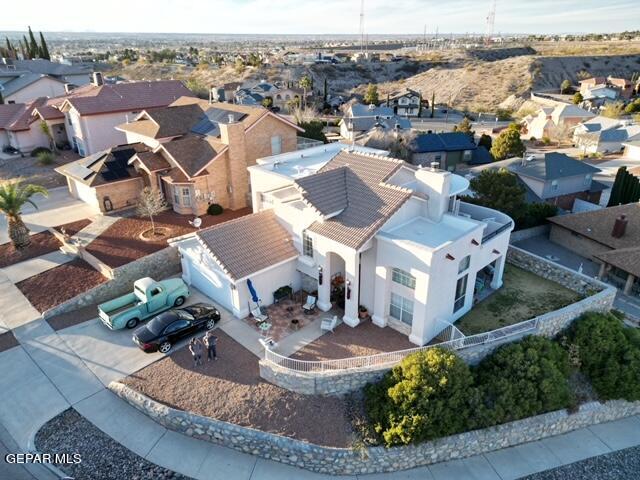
[189,217,202,229]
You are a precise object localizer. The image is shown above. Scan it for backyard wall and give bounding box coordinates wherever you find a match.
[110,381,640,476]
[509,224,550,243]
[42,246,181,319]
[260,246,616,396]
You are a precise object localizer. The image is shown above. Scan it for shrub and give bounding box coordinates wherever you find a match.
[30,146,51,157]
[478,133,492,151]
[542,136,551,145]
[473,336,573,426]
[365,347,475,446]
[517,202,558,230]
[207,203,223,216]
[36,151,55,165]
[565,312,640,401]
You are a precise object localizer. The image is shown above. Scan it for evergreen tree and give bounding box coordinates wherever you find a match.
[323,77,328,103]
[38,32,50,60]
[607,167,640,206]
[19,38,27,59]
[27,27,39,58]
[363,83,379,105]
[21,36,30,58]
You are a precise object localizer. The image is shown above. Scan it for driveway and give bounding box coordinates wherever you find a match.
[0,186,96,244]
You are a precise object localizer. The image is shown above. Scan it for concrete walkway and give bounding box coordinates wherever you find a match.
[2,250,74,284]
[70,214,120,247]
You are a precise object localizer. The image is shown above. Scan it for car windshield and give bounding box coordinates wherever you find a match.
[147,315,173,335]
[176,310,194,321]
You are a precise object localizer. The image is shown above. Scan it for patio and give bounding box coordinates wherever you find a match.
[243,295,342,343]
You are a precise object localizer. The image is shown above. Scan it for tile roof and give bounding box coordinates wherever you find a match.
[55,143,147,187]
[0,59,91,76]
[295,167,348,216]
[349,104,395,117]
[548,203,640,250]
[61,80,195,116]
[509,153,600,181]
[197,209,298,281]
[160,136,227,178]
[0,98,47,131]
[302,150,412,250]
[1,73,65,97]
[119,103,205,139]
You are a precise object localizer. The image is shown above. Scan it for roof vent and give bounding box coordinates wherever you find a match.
[228,114,235,124]
[611,214,628,238]
[430,161,439,172]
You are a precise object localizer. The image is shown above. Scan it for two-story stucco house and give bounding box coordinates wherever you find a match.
[56,97,303,214]
[387,88,422,117]
[340,103,412,141]
[172,144,513,346]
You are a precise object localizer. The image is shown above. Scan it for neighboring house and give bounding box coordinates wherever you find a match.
[521,104,595,140]
[386,88,422,116]
[578,77,607,95]
[578,76,634,104]
[210,82,243,103]
[623,140,640,160]
[46,75,195,156]
[408,132,477,171]
[339,103,411,140]
[172,145,513,346]
[548,203,640,294]
[507,153,605,210]
[0,58,91,103]
[212,80,309,112]
[57,97,303,214]
[574,117,640,154]
[0,98,50,153]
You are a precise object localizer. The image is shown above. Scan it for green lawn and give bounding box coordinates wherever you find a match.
[455,265,583,336]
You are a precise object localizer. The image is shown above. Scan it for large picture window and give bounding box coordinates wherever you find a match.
[454,274,468,312]
[271,136,282,155]
[181,187,191,207]
[390,292,414,326]
[392,268,416,289]
[458,255,471,274]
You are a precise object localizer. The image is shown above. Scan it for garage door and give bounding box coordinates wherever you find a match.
[70,179,100,211]
[183,257,233,312]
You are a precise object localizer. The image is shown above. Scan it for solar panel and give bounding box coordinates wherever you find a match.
[66,163,95,181]
[190,108,248,137]
[101,171,117,182]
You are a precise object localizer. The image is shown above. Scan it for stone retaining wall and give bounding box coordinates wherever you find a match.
[43,246,181,319]
[260,247,616,396]
[110,381,640,476]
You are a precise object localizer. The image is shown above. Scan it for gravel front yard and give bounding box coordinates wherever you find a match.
[0,151,80,188]
[85,208,251,268]
[35,409,192,480]
[291,318,414,361]
[16,258,107,313]
[54,218,92,237]
[123,330,355,447]
[521,445,640,480]
[0,231,60,268]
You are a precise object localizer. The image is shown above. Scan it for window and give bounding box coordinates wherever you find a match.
[271,136,282,155]
[390,292,414,325]
[164,320,190,334]
[392,268,416,289]
[173,186,180,205]
[551,180,559,191]
[302,230,313,257]
[458,255,470,274]
[454,275,468,312]
[435,154,442,161]
[150,287,162,296]
[181,187,191,207]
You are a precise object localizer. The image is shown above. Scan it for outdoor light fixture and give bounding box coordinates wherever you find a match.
[346,280,352,300]
[318,266,323,285]
[471,239,479,246]
[492,249,500,255]
[446,254,455,261]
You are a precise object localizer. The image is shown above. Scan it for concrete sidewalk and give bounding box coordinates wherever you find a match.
[2,250,74,284]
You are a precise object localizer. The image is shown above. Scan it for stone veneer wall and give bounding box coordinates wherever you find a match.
[110,381,640,476]
[260,247,616,396]
[42,246,181,319]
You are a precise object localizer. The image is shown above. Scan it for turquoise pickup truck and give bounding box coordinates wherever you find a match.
[98,277,190,330]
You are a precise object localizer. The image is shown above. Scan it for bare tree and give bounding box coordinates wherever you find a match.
[137,187,167,235]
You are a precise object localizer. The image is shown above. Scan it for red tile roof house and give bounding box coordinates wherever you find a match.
[55,97,303,214]
[0,98,51,154]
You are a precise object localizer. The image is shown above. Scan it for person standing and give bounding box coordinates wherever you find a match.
[203,330,218,361]
[189,337,203,367]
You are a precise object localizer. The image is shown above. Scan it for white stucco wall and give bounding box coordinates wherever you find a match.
[6,125,49,153]
[79,111,136,154]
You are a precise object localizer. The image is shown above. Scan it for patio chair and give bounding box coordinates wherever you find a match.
[321,315,338,333]
[302,295,317,314]
[251,306,268,323]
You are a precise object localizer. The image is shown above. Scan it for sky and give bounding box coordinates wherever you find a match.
[3,0,640,35]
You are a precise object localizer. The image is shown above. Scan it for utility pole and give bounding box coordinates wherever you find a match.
[359,0,365,54]
[485,0,497,46]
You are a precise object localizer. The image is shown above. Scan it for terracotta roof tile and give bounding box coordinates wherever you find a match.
[197,210,298,281]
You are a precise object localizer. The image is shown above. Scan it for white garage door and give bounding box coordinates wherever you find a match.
[183,257,233,312]
[70,179,100,211]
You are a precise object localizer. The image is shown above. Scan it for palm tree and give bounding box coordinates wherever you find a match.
[299,75,312,109]
[0,182,48,249]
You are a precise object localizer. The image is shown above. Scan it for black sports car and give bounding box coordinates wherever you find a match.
[132,303,220,353]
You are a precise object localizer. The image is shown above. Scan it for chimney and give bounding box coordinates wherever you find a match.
[92,72,104,86]
[64,83,75,94]
[219,121,248,210]
[228,113,235,124]
[611,214,628,238]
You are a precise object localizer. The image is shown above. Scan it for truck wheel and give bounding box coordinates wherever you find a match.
[206,319,216,330]
[159,341,172,353]
[126,318,139,329]
[174,296,186,307]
